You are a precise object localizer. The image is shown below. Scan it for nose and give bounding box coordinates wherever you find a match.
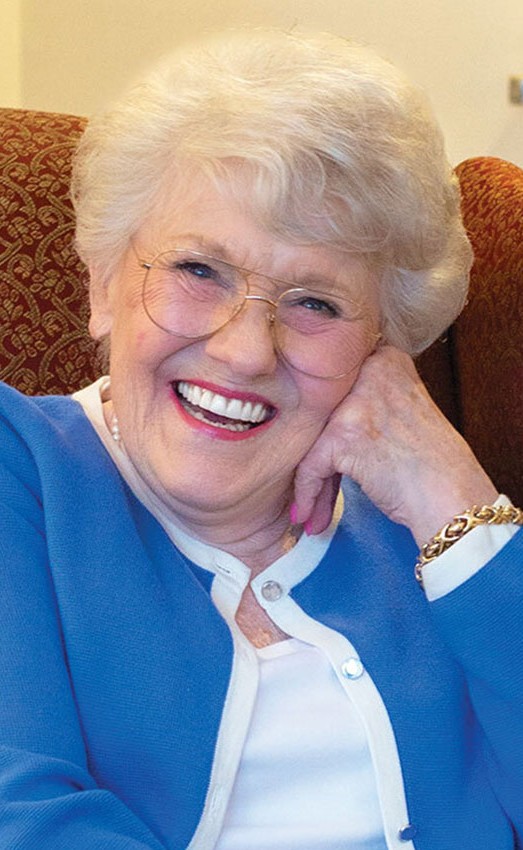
[203,298,279,377]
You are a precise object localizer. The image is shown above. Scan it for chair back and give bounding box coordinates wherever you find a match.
[417,157,523,504]
[0,108,97,395]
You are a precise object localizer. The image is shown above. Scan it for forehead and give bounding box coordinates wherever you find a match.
[137,168,379,305]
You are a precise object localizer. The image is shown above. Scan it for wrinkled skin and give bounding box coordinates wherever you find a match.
[293,345,497,546]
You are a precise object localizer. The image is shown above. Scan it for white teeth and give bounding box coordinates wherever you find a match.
[208,394,228,416]
[251,402,265,423]
[200,389,214,411]
[241,401,253,421]
[176,382,271,427]
[226,398,243,419]
[189,384,202,405]
[186,406,251,432]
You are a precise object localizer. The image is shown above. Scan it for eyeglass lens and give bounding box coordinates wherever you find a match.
[142,249,375,379]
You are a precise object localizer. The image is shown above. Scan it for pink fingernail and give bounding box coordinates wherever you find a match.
[304,519,314,536]
[289,502,298,524]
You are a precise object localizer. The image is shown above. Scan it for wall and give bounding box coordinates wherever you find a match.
[0,0,22,107]
[12,0,523,165]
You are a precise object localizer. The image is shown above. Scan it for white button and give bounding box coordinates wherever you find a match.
[261,580,283,601]
[341,657,364,679]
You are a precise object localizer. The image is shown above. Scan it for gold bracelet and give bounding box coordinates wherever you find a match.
[415,504,523,586]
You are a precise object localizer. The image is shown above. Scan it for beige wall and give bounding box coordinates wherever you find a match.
[8,0,523,165]
[0,0,22,107]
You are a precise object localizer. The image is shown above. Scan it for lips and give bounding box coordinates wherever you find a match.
[174,381,276,433]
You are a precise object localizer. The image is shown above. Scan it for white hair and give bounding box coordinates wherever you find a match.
[71,29,472,354]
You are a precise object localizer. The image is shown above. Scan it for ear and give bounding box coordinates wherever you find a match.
[88,269,115,340]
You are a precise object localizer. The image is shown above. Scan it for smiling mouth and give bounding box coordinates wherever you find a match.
[174,381,276,432]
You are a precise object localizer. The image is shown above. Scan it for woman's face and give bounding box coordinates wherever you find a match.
[89,173,380,525]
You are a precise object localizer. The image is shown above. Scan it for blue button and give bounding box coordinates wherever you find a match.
[398,823,418,841]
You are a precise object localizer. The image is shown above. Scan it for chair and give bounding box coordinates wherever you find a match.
[416,157,523,504]
[1,109,522,502]
[0,108,97,395]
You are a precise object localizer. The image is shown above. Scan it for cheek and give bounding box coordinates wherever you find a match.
[133,330,155,354]
[110,313,187,368]
[280,378,355,463]
[300,371,359,421]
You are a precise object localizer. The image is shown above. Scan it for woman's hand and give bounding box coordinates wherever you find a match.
[292,346,498,545]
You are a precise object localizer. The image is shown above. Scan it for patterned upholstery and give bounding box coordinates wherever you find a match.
[418,157,523,504]
[0,110,522,501]
[0,108,97,395]
[453,158,523,503]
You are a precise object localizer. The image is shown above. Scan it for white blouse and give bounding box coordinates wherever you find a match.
[214,638,387,850]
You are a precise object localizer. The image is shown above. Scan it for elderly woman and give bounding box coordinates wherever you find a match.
[1,29,522,850]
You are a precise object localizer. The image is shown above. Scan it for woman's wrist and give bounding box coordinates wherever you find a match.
[415,499,523,588]
[405,473,499,547]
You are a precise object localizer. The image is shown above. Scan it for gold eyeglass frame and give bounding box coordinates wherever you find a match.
[136,246,382,380]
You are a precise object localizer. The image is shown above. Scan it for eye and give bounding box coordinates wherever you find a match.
[175,260,218,280]
[170,258,232,291]
[294,294,340,318]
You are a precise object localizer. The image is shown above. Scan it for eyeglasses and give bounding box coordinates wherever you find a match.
[139,247,380,379]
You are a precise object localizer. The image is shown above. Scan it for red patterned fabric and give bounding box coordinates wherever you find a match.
[0,108,97,395]
[453,157,523,504]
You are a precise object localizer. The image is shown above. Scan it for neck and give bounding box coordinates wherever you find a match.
[168,486,302,575]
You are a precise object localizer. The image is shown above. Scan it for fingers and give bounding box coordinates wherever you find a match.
[291,432,339,530]
[289,348,388,533]
[303,473,342,535]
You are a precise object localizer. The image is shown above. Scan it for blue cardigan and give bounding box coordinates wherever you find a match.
[0,380,522,849]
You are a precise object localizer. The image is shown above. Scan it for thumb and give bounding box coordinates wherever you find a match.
[292,438,340,531]
[302,473,342,535]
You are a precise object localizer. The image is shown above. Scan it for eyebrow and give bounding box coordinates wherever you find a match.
[168,232,356,297]
[169,233,235,262]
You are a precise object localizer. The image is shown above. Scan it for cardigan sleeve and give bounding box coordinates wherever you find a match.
[0,413,167,850]
[421,495,519,601]
[429,527,523,836]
